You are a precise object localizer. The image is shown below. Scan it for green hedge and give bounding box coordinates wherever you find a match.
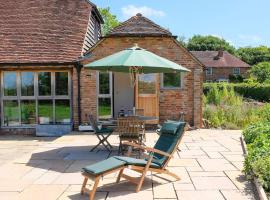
[204,83,270,102]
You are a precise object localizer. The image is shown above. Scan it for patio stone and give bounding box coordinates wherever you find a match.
[34,171,61,184]
[0,192,19,200]
[173,183,195,191]
[153,183,176,199]
[169,158,199,167]
[17,185,68,200]
[197,158,237,171]
[53,173,83,184]
[188,171,225,177]
[220,190,257,200]
[176,190,225,200]
[107,190,153,200]
[59,191,107,200]
[191,176,237,190]
[224,171,253,190]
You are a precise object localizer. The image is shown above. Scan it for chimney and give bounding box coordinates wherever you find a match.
[214,49,223,60]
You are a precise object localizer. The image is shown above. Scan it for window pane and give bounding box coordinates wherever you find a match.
[98,98,111,119]
[163,73,181,88]
[55,100,70,124]
[55,72,68,95]
[21,72,34,96]
[3,72,17,96]
[138,74,156,94]
[99,72,110,94]
[38,72,51,96]
[38,100,53,124]
[3,100,19,126]
[21,100,36,125]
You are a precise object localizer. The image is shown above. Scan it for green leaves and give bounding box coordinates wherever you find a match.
[187,35,236,54]
[250,61,270,83]
[237,46,270,65]
[98,7,120,36]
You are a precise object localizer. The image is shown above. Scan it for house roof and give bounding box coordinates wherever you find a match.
[106,13,173,37]
[0,0,102,64]
[190,51,250,68]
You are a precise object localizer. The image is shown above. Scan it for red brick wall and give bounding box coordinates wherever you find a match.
[204,67,250,82]
[79,36,203,128]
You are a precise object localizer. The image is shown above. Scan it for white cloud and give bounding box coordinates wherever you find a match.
[238,34,262,42]
[121,5,165,19]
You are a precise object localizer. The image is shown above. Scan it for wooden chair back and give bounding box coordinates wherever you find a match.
[117,117,144,138]
[89,114,99,132]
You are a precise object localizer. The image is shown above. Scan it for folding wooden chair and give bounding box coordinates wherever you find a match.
[89,114,114,151]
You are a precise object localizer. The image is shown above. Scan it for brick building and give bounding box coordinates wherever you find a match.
[80,14,204,128]
[0,2,203,135]
[0,0,103,135]
[191,51,250,82]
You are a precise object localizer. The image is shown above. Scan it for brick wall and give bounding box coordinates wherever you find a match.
[204,67,250,82]
[80,36,203,128]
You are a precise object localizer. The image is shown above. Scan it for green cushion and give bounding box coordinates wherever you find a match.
[82,157,125,175]
[96,127,114,134]
[113,156,160,168]
[152,122,186,166]
[160,122,180,135]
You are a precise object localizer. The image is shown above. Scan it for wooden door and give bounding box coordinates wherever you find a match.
[136,74,159,124]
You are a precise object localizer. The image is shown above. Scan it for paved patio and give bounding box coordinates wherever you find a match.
[0,129,257,200]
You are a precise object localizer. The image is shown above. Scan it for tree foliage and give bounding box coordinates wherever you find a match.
[250,62,270,83]
[236,46,270,65]
[186,35,235,54]
[98,7,120,36]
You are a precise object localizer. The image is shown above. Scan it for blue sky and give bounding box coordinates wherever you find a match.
[91,0,270,48]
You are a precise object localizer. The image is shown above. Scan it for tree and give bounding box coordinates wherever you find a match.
[98,7,120,36]
[177,35,187,47]
[236,46,270,65]
[186,35,235,54]
[250,62,270,83]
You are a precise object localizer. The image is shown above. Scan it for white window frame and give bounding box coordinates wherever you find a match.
[233,67,240,75]
[161,72,183,89]
[206,67,213,76]
[96,71,113,120]
[1,70,71,127]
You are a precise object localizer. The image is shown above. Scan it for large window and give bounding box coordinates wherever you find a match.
[1,71,71,126]
[97,72,112,119]
[162,73,182,89]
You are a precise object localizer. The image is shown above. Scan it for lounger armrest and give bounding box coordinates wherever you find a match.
[123,141,172,157]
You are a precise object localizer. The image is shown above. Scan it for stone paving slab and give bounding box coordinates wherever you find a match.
[0,129,258,200]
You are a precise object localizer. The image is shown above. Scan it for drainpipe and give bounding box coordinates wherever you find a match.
[75,62,83,126]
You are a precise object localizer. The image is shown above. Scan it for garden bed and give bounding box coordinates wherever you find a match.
[242,123,270,199]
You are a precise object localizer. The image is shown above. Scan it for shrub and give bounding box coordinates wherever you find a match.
[252,156,270,192]
[204,83,270,102]
[244,134,270,176]
[243,122,270,144]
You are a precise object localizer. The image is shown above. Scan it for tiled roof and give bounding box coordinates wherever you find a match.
[107,13,172,37]
[0,0,100,64]
[191,51,250,68]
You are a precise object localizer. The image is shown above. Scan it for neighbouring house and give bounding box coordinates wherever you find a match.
[80,13,204,129]
[0,0,103,135]
[191,50,250,82]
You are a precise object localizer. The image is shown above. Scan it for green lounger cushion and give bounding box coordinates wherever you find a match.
[152,122,186,166]
[160,121,180,135]
[114,156,160,168]
[82,157,126,175]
